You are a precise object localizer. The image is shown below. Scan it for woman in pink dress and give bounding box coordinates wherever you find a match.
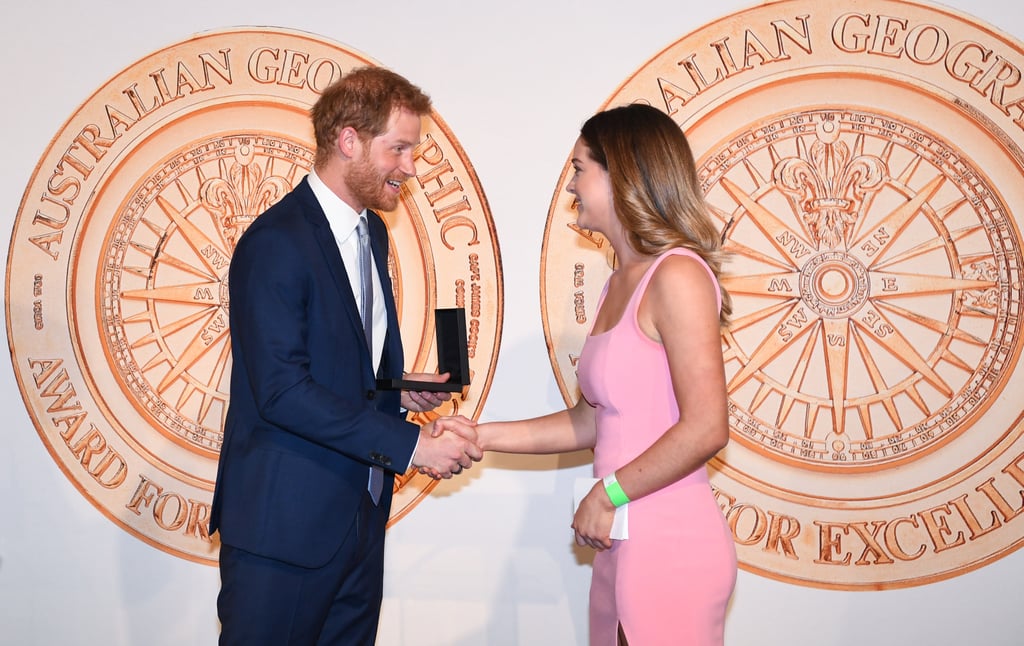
[467,103,737,644]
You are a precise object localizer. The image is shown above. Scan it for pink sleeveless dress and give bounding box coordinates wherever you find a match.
[577,248,737,646]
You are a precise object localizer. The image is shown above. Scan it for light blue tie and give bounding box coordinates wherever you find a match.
[358,216,384,505]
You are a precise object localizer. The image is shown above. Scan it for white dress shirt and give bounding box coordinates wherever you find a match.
[307,170,387,372]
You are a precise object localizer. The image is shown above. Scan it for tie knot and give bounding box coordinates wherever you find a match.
[357,216,369,237]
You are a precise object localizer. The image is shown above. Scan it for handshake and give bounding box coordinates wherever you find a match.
[410,415,482,480]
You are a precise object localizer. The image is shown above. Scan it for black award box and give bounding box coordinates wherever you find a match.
[376,307,470,393]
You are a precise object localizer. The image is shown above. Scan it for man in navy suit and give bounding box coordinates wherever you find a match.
[210,66,481,645]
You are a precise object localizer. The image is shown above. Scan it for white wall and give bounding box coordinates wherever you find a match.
[2,1,1023,644]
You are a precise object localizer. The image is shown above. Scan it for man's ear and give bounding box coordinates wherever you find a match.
[336,126,362,160]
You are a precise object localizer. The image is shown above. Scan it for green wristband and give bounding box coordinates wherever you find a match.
[603,472,630,507]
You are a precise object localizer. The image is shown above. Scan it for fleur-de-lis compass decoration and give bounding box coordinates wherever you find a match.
[199,143,292,250]
[773,120,887,249]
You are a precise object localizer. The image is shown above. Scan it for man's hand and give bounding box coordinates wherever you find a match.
[401,372,453,412]
[412,416,481,479]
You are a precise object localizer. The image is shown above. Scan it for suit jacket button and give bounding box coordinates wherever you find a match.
[366,390,375,400]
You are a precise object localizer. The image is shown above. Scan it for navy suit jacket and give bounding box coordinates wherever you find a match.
[209,176,418,568]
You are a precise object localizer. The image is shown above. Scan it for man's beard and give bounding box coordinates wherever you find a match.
[347,155,402,212]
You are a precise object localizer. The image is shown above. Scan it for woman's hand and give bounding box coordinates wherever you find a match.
[571,480,616,551]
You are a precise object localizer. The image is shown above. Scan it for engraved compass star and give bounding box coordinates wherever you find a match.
[111,136,306,454]
[711,113,1003,465]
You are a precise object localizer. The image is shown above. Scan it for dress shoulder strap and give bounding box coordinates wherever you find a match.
[629,248,722,317]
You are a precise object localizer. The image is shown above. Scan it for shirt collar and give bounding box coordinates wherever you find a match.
[308,168,364,237]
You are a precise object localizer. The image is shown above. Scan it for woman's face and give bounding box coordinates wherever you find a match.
[565,137,615,235]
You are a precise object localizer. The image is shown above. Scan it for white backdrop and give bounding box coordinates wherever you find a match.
[2,1,1023,644]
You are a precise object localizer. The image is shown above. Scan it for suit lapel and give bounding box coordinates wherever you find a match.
[296,179,368,354]
[367,210,404,378]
